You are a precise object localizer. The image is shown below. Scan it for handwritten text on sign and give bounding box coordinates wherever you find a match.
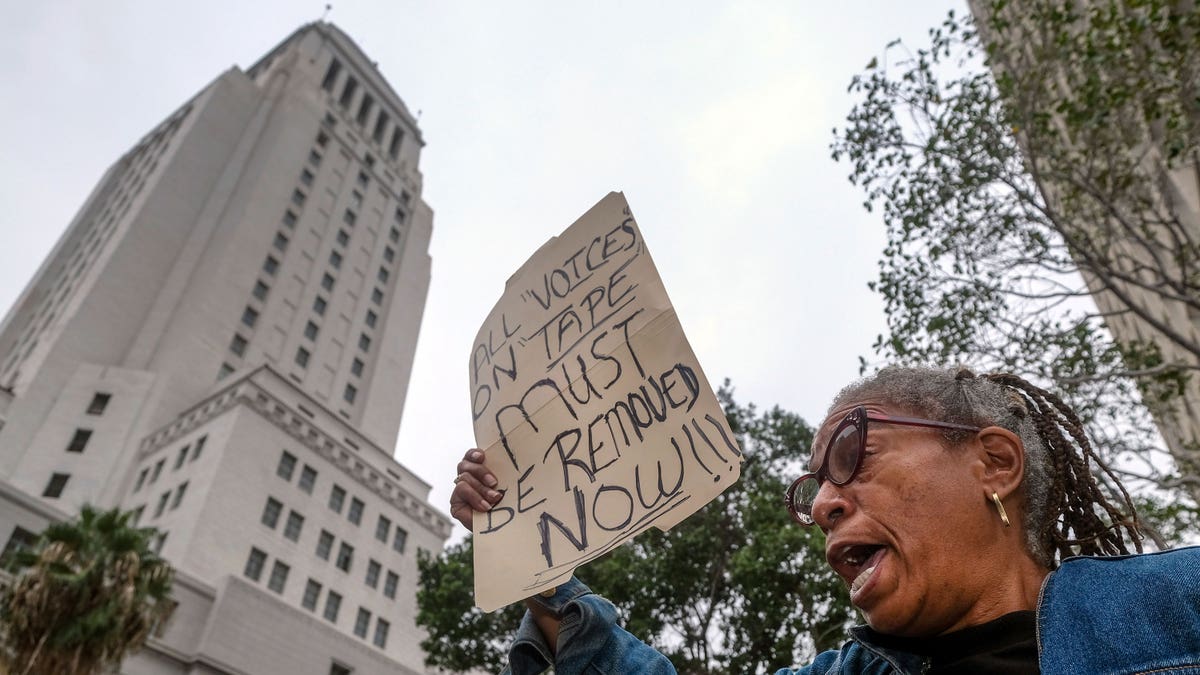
[468,192,742,612]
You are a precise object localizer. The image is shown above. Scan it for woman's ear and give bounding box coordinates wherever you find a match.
[976,426,1025,499]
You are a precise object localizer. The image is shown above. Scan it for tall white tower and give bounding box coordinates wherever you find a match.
[0,22,451,675]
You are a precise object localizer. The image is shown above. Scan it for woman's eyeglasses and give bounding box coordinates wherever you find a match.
[784,406,981,526]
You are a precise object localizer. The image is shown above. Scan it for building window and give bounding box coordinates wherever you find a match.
[230,333,247,357]
[154,532,167,554]
[0,528,36,570]
[151,459,165,483]
[351,358,364,377]
[295,347,310,368]
[336,229,350,247]
[302,578,322,611]
[321,273,335,291]
[86,392,111,415]
[261,497,283,529]
[393,527,407,554]
[316,530,335,560]
[134,468,149,492]
[365,310,377,329]
[336,542,354,573]
[383,246,395,263]
[356,171,369,190]
[313,296,327,316]
[152,491,170,518]
[263,256,279,276]
[42,473,69,499]
[375,515,391,543]
[304,321,319,341]
[383,570,398,599]
[170,482,188,510]
[330,664,352,675]
[309,150,323,166]
[130,505,144,526]
[388,128,403,160]
[300,169,314,187]
[316,130,329,148]
[373,618,390,649]
[343,384,357,404]
[323,591,342,623]
[339,76,358,109]
[284,510,304,542]
[241,306,258,328]
[277,451,297,480]
[358,334,371,353]
[291,189,306,207]
[348,497,364,525]
[174,444,190,470]
[320,59,342,92]
[328,484,346,513]
[283,209,298,228]
[267,560,290,593]
[371,288,383,305]
[342,209,356,227]
[377,267,389,283]
[364,152,376,168]
[65,428,92,453]
[350,190,363,209]
[355,94,374,127]
[365,559,381,588]
[216,362,233,379]
[329,251,342,269]
[244,548,267,581]
[401,190,412,205]
[273,232,289,252]
[354,607,371,638]
[299,465,317,494]
[372,113,389,144]
[192,435,207,461]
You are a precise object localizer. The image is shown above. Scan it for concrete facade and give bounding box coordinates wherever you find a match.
[968,0,1200,479]
[0,22,451,675]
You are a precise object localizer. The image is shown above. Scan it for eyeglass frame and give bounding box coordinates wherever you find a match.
[784,406,982,526]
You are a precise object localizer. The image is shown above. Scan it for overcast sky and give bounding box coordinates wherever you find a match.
[1,0,963,542]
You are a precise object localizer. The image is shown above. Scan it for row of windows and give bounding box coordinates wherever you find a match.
[36,392,117,498]
[277,450,408,553]
[244,546,390,649]
[2,108,190,389]
[320,58,405,163]
[132,435,206,493]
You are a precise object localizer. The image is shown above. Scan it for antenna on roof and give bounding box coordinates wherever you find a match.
[321,3,332,21]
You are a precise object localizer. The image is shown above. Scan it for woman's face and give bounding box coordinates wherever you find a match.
[811,399,1004,637]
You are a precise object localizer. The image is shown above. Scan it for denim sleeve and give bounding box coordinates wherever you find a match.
[504,577,676,675]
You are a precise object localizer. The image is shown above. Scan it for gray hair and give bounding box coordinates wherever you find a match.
[827,366,1056,567]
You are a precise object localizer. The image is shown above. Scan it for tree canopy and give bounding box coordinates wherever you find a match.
[831,0,1200,520]
[417,385,853,674]
[0,506,175,675]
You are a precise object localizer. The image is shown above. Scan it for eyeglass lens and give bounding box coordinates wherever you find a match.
[790,411,864,524]
[827,419,862,484]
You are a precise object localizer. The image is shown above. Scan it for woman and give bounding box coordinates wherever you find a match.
[451,367,1200,674]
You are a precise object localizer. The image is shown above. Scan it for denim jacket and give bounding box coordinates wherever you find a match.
[503,546,1200,675]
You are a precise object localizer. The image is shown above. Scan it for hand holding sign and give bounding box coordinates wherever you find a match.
[468,192,742,611]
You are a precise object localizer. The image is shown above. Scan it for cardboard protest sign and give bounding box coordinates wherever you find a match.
[468,192,742,612]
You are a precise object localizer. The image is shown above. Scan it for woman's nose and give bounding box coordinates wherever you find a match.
[810,479,852,531]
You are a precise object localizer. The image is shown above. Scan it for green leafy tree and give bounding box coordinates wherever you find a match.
[417,386,853,674]
[0,506,175,675]
[831,0,1200,521]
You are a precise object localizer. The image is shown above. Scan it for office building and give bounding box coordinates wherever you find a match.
[0,21,452,674]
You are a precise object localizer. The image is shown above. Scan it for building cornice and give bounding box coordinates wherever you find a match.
[137,365,451,540]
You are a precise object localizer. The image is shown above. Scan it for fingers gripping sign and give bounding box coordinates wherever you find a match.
[466,192,742,612]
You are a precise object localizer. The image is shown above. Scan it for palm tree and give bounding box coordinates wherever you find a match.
[0,506,175,675]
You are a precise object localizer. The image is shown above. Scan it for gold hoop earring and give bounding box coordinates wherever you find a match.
[991,492,1011,527]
